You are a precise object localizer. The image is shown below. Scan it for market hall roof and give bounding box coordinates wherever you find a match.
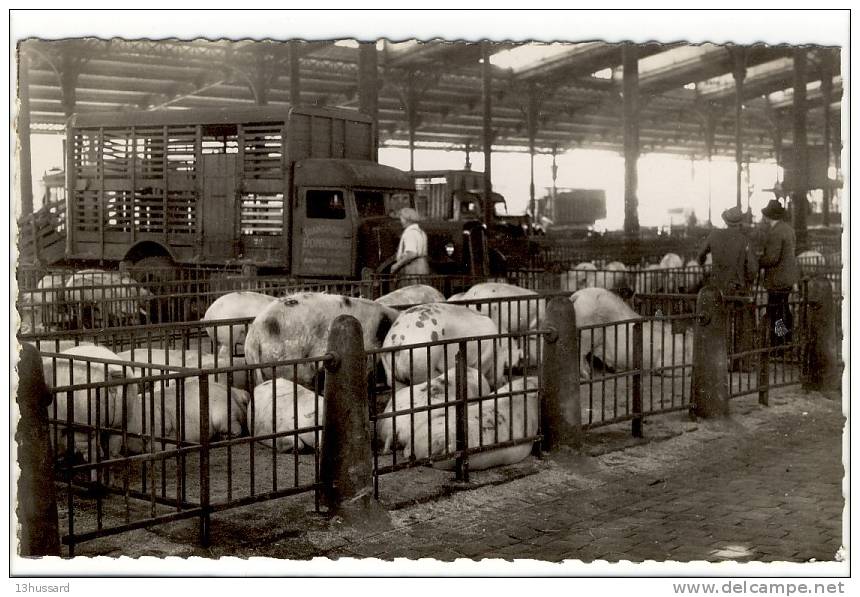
[18,38,841,160]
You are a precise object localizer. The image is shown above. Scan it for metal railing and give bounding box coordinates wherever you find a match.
[21,282,840,554]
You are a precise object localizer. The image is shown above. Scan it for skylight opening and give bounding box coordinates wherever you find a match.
[490,43,574,71]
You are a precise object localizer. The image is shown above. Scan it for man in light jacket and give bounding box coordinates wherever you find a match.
[391,207,430,286]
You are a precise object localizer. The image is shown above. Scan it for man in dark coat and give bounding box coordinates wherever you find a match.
[698,206,758,295]
[698,206,758,370]
[758,199,800,347]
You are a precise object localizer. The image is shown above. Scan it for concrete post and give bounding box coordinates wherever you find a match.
[321,315,389,527]
[15,342,61,556]
[540,297,581,449]
[803,277,840,391]
[691,286,730,418]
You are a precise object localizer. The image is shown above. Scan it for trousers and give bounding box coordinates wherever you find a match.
[766,290,793,346]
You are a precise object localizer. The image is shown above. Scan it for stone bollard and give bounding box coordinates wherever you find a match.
[541,296,582,449]
[803,276,840,392]
[691,286,730,418]
[15,342,61,556]
[320,315,390,529]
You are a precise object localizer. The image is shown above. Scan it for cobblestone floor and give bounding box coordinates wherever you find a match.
[61,388,845,564]
[314,390,844,563]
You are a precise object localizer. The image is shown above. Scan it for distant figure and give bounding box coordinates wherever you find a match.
[391,207,430,286]
[758,200,800,346]
[697,206,758,296]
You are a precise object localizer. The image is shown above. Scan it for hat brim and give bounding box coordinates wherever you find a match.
[762,208,785,218]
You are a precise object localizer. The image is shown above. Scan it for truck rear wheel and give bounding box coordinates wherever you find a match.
[129,255,180,285]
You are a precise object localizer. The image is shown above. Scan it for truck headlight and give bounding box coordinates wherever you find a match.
[445,242,455,257]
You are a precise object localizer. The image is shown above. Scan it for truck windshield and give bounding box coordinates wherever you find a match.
[306,189,346,219]
[387,192,413,215]
[354,190,386,218]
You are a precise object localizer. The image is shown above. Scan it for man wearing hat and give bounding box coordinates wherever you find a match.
[698,205,758,370]
[390,207,430,284]
[758,199,799,347]
[697,205,758,295]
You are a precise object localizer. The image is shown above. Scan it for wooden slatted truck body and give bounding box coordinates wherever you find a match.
[22,105,487,278]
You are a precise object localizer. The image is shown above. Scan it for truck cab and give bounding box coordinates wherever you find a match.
[412,169,533,273]
[290,158,414,278]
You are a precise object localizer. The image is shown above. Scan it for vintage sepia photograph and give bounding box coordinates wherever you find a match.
[9,8,849,581]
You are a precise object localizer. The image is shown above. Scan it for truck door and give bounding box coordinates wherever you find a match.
[292,187,355,277]
[201,154,238,260]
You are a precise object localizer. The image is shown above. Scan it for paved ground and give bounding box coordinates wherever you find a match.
[64,387,845,564]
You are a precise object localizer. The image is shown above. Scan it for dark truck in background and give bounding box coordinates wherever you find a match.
[535,187,607,237]
[17,106,490,280]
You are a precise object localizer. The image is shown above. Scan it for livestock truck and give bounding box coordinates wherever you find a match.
[17,106,490,280]
[411,169,534,273]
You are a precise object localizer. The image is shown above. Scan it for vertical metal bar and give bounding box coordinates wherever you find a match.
[758,310,770,406]
[632,321,643,437]
[455,343,469,482]
[130,126,137,245]
[195,125,203,247]
[163,125,169,242]
[198,374,211,547]
[98,128,106,259]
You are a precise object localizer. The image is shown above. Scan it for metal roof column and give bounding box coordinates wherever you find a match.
[622,44,640,237]
[550,146,558,222]
[527,83,539,227]
[17,48,33,219]
[792,49,809,250]
[820,49,834,228]
[358,42,379,160]
[289,41,301,105]
[731,47,747,210]
[481,41,494,226]
[406,70,417,172]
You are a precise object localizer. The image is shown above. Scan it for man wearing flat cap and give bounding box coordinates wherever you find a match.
[698,206,758,369]
[391,207,430,285]
[758,199,799,347]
